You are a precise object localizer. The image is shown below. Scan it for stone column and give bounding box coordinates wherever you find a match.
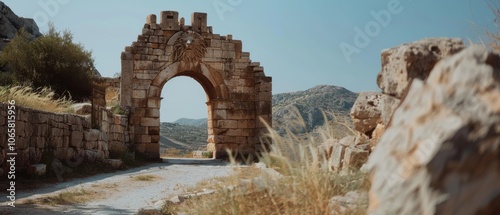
[120,52,133,107]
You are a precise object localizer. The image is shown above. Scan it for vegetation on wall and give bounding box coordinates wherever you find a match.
[0,85,74,113]
[0,24,97,101]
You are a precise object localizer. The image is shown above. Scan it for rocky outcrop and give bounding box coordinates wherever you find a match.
[351,38,464,146]
[377,38,464,98]
[364,46,500,214]
[0,1,42,50]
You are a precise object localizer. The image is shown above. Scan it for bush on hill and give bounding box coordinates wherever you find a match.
[0,24,97,101]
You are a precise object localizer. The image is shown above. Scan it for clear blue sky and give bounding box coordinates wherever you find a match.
[3,0,497,122]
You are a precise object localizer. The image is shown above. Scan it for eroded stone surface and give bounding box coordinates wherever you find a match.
[377,38,464,98]
[365,46,500,214]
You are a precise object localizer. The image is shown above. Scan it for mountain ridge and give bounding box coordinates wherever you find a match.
[161,84,357,152]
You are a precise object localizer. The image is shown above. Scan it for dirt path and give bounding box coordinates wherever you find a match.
[1,158,236,215]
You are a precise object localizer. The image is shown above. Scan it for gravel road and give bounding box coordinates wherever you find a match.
[1,158,235,215]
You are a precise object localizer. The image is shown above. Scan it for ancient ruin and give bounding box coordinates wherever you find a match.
[119,11,273,159]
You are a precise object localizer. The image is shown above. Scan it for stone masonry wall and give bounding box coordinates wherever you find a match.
[0,103,130,176]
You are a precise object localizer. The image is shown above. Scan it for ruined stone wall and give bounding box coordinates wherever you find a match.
[120,11,272,159]
[0,103,130,176]
[94,77,121,104]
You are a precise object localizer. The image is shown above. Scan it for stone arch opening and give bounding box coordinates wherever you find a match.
[120,11,272,159]
[151,63,220,158]
[159,76,209,157]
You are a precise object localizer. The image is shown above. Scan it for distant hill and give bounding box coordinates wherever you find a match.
[160,85,358,152]
[174,118,208,127]
[159,122,208,154]
[272,85,357,135]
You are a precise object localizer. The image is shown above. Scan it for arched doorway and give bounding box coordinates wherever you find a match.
[120,11,272,159]
[160,76,209,158]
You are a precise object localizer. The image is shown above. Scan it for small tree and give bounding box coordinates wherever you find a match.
[0,25,97,101]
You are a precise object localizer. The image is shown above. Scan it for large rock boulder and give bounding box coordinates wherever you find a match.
[377,38,464,98]
[351,92,401,138]
[364,46,500,214]
[350,92,382,137]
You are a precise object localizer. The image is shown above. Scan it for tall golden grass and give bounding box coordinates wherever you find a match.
[167,113,369,215]
[471,1,500,51]
[0,85,75,113]
[486,2,500,51]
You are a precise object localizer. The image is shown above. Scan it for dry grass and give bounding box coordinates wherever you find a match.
[471,1,500,51]
[486,2,500,51]
[131,174,160,182]
[22,188,97,206]
[0,85,74,113]
[91,183,119,189]
[167,115,369,215]
[184,166,264,194]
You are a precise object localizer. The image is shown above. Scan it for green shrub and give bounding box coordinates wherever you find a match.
[0,24,97,101]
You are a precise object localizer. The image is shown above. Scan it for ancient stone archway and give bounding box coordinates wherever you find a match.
[120,11,272,159]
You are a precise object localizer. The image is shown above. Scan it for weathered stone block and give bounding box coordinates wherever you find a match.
[136,135,151,143]
[105,159,123,169]
[327,142,344,171]
[213,110,227,120]
[85,150,98,162]
[32,137,46,148]
[342,147,368,172]
[350,92,383,137]
[227,109,255,120]
[226,129,254,137]
[27,164,46,176]
[377,38,464,98]
[132,98,148,108]
[28,147,42,164]
[98,140,108,152]
[191,12,207,32]
[132,90,147,99]
[146,108,160,117]
[49,137,63,148]
[237,120,255,129]
[70,131,84,148]
[83,129,100,141]
[146,14,156,24]
[148,127,160,135]
[160,11,179,30]
[111,125,124,134]
[140,117,159,127]
[53,148,68,160]
[150,135,160,143]
[147,98,160,108]
[85,140,97,150]
[217,120,238,129]
[109,141,128,157]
